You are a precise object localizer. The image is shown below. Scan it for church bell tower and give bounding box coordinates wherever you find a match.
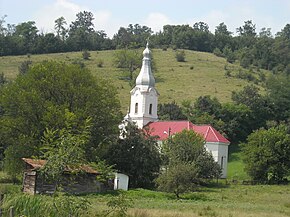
[127,42,159,128]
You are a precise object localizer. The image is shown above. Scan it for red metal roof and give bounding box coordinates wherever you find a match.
[146,121,230,143]
[22,158,99,174]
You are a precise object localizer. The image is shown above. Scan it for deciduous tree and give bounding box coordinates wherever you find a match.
[241,124,290,183]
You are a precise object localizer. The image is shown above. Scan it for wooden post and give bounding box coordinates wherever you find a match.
[0,193,3,217]
[9,206,14,217]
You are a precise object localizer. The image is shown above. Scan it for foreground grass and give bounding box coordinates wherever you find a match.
[89,185,290,217]
[0,184,289,217]
[0,49,265,112]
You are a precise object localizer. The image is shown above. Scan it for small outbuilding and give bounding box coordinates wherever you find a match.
[22,158,109,195]
[114,173,129,191]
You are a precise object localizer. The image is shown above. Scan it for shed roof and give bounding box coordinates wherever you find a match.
[145,121,230,143]
[22,158,99,175]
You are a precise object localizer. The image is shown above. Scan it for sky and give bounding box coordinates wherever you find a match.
[0,0,289,38]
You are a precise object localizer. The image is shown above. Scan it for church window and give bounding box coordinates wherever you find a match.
[221,156,224,169]
[135,103,138,113]
[149,104,153,114]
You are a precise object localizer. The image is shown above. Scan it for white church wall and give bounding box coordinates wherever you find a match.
[206,142,229,178]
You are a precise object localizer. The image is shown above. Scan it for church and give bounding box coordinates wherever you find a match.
[122,43,230,178]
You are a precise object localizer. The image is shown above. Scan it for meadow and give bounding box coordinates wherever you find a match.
[0,183,289,217]
[0,49,264,112]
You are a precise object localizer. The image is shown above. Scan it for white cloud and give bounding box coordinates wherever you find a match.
[94,10,125,38]
[32,0,87,33]
[143,13,172,33]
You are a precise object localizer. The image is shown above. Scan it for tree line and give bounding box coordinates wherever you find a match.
[1,11,290,74]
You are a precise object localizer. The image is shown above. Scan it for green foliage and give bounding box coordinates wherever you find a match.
[82,49,91,60]
[2,193,90,217]
[104,123,161,189]
[175,50,186,62]
[158,101,186,121]
[0,61,121,173]
[18,60,32,75]
[213,48,224,57]
[103,192,132,217]
[266,74,290,121]
[0,72,7,86]
[163,130,205,163]
[114,49,142,81]
[4,136,35,180]
[241,124,290,183]
[90,160,115,184]
[40,111,91,182]
[156,162,198,198]
[158,130,221,197]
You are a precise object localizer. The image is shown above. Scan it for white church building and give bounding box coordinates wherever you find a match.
[123,43,230,178]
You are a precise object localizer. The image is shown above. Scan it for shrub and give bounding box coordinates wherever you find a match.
[18,60,32,75]
[82,50,91,60]
[213,48,224,57]
[175,50,186,62]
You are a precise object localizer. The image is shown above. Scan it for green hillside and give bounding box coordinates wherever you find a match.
[0,49,264,112]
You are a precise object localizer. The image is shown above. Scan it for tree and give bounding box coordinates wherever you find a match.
[54,16,67,41]
[68,11,95,50]
[232,85,270,131]
[40,111,90,181]
[113,49,142,82]
[157,130,221,197]
[237,20,256,37]
[241,124,290,183]
[0,61,121,171]
[214,22,233,51]
[104,123,161,189]
[156,162,198,198]
[14,21,38,53]
[158,101,186,120]
[266,74,290,121]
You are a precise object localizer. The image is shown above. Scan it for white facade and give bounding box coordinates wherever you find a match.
[114,173,129,191]
[205,142,229,178]
[126,43,159,128]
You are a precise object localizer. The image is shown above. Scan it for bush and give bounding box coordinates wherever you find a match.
[213,48,224,57]
[82,50,91,60]
[18,60,32,75]
[175,50,186,62]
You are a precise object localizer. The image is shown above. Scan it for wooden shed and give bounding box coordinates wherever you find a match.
[22,158,108,195]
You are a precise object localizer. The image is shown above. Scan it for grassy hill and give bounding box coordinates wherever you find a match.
[0,49,265,112]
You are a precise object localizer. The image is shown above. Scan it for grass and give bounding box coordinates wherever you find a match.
[227,151,249,181]
[2,184,288,217]
[0,49,265,112]
[88,185,290,217]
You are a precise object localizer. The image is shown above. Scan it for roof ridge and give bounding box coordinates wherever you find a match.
[205,126,210,139]
[210,126,220,141]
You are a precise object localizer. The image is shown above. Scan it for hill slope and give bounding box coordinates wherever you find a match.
[0,49,264,111]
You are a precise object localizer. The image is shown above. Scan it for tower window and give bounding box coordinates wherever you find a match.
[135,103,138,113]
[149,104,153,115]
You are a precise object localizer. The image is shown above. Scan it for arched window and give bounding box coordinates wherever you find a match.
[135,103,138,113]
[149,104,153,115]
[221,156,224,169]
